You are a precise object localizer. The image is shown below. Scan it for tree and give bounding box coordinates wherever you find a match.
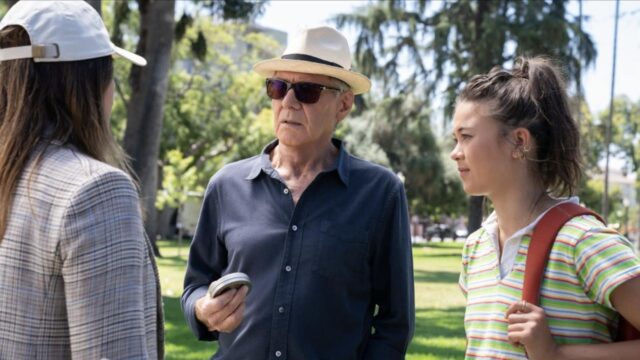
[159,20,279,187]
[580,96,640,225]
[155,149,203,256]
[345,95,467,218]
[120,0,176,256]
[109,0,266,255]
[335,0,596,232]
[605,97,640,175]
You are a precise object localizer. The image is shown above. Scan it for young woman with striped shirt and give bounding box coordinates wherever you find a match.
[451,57,640,359]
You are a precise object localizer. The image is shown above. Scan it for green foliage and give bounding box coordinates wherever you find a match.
[103,3,281,211]
[156,149,203,210]
[108,0,132,47]
[345,96,466,217]
[596,97,640,174]
[173,0,267,61]
[102,1,141,141]
[577,96,640,224]
[161,21,279,189]
[581,178,624,223]
[335,0,597,223]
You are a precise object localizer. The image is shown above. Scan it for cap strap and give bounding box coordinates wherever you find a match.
[281,53,344,69]
[0,44,59,61]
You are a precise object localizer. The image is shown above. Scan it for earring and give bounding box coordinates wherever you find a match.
[513,149,525,160]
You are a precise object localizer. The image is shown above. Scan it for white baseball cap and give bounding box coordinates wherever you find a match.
[0,0,146,66]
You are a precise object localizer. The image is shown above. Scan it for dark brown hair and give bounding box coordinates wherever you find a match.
[458,56,581,197]
[0,26,131,240]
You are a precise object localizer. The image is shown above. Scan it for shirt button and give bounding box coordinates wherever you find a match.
[278,306,285,313]
[275,350,282,357]
[285,265,292,272]
[292,225,298,231]
[283,188,289,195]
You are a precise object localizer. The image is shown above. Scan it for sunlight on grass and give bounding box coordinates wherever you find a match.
[157,240,467,359]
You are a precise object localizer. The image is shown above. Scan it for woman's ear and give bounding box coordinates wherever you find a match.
[510,127,533,160]
[512,127,532,151]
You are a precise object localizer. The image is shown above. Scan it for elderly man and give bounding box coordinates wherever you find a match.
[181,26,414,359]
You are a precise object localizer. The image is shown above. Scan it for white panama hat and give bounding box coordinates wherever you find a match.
[253,26,370,95]
[0,0,146,66]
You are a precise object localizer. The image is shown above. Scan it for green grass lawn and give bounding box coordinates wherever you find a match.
[157,240,466,359]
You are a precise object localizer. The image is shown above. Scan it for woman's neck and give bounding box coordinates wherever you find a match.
[490,185,558,247]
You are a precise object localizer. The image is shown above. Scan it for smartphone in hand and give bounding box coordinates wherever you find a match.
[208,272,252,298]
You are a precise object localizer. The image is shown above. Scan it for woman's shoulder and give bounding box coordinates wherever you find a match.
[553,214,639,257]
[40,145,133,187]
[557,214,617,242]
[24,145,137,208]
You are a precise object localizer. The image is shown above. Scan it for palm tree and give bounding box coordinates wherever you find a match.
[335,0,596,232]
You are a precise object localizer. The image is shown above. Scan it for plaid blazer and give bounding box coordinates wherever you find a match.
[0,144,164,359]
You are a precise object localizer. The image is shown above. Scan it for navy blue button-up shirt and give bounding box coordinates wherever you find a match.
[182,139,414,359]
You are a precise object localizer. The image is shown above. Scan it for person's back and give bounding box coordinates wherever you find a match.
[0,1,162,358]
[0,144,159,358]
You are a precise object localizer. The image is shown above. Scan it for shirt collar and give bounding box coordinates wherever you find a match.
[245,138,351,186]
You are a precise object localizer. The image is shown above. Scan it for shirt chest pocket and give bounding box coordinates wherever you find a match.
[308,220,369,282]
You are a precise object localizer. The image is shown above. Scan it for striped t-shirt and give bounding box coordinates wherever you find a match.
[459,213,640,359]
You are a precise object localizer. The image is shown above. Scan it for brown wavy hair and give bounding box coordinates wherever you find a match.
[0,26,132,240]
[458,56,581,197]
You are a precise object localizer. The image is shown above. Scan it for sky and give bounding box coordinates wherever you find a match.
[257,0,640,116]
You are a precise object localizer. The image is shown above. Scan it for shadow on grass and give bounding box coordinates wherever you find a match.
[413,269,460,284]
[407,306,466,359]
[163,296,217,360]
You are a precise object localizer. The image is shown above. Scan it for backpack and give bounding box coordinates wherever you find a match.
[523,202,640,341]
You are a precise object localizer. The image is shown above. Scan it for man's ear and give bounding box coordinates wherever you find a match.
[335,91,354,124]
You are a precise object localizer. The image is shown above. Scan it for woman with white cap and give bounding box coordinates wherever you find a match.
[0,1,162,358]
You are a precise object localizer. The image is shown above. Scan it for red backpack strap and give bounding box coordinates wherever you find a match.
[522,203,603,305]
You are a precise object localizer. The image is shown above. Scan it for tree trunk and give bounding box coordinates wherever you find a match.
[123,0,175,256]
[85,0,101,15]
[467,196,484,233]
[466,2,491,234]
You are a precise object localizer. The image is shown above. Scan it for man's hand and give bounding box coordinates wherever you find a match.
[505,300,558,360]
[195,285,249,333]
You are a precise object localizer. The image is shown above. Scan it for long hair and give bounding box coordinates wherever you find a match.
[0,26,133,240]
[458,56,581,197]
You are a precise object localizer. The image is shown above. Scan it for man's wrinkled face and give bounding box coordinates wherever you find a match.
[271,71,351,149]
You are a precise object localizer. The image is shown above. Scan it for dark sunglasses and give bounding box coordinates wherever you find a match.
[265,78,342,104]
